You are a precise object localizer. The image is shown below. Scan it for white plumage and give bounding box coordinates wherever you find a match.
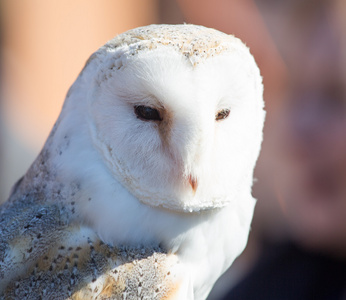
[0,24,265,299]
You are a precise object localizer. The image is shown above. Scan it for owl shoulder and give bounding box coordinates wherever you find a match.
[0,199,185,299]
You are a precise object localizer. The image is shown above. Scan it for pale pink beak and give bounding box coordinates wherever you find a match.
[188,175,198,194]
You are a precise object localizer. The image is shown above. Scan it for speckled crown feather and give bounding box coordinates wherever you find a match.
[97,24,246,67]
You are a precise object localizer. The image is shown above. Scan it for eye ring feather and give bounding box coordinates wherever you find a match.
[134,105,162,121]
[215,108,230,121]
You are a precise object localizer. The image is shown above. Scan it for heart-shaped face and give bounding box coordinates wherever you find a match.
[78,24,265,213]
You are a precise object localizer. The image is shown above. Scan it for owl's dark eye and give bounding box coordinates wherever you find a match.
[134,105,162,121]
[215,108,230,121]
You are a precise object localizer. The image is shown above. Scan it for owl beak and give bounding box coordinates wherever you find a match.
[188,175,198,194]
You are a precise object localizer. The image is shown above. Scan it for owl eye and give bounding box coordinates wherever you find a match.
[215,108,230,121]
[134,105,162,121]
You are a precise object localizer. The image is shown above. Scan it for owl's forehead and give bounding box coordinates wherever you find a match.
[102,24,243,66]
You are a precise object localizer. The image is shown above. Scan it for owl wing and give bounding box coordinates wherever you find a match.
[0,200,188,300]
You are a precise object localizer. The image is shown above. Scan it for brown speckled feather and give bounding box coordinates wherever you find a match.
[0,200,181,300]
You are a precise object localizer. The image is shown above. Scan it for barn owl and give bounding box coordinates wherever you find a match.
[0,24,265,299]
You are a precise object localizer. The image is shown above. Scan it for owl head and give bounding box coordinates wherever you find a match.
[58,24,265,213]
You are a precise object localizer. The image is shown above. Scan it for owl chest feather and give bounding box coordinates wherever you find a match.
[0,171,254,300]
[77,174,255,300]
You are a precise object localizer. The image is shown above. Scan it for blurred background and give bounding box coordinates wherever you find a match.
[1,0,345,299]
